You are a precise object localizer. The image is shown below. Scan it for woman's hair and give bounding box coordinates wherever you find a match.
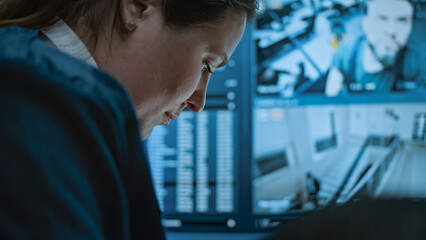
[0,0,258,48]
[162,0,259,27]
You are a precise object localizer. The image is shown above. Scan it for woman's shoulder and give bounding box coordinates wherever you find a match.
[0,26,134,118]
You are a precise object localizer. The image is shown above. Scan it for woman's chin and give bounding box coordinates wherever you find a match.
[141,125,154,140]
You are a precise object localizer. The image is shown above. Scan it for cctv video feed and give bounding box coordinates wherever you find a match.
[254,0,425,98]
[252,102,426,214]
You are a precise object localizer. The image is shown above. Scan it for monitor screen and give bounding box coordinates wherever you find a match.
[252,98,426,219]
[255,0,426,97]
[146,0,426,232]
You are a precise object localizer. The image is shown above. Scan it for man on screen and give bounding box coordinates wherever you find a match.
[325,0,423,96]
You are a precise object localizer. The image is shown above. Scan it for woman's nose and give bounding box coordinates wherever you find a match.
[185,77,209,113]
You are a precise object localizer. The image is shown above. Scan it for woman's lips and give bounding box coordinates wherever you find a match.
[163,112,178,125]
[168,113,178,120]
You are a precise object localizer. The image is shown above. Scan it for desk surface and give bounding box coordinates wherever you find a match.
[167,232,272,240]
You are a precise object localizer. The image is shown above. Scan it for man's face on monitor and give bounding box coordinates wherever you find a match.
[363,0,413,66]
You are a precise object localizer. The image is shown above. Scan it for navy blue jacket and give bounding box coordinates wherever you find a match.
[0,27,164,239]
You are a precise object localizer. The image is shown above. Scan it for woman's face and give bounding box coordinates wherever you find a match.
[98,3,247,139]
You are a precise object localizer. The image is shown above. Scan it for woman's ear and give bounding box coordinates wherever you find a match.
[121,0,159,30]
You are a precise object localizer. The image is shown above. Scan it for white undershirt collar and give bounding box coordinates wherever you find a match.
[41,19,98,68]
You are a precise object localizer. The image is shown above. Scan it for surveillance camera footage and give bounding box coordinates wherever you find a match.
[255,0,425,97]
[253,101,426,217]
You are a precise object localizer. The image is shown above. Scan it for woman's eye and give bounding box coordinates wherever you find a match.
[203,64,213,73]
